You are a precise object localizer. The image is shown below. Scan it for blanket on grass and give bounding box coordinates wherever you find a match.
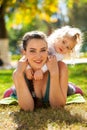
[0,94,86,105]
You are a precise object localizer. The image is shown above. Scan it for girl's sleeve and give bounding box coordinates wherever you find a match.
[55,53,64,61]
[26,64,31,69]
[41,64,48,72]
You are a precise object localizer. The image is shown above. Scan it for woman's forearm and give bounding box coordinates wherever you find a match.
[13,70,34,111]
[49,69,66,107]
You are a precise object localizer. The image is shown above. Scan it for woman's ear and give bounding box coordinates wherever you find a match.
[21,49,26,55]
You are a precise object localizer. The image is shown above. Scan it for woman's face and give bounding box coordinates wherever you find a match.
[54,36,76,54]
[24,39,48,70]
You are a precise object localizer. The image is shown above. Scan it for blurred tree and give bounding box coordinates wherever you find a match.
[0,0,59,64]
[8,18,48,53]
[66,0,87,52]
[0,0,59,38]
[66,0,87,30]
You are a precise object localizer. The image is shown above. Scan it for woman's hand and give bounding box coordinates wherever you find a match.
[25,66,34,80]
[16,56,28,74]
[46,55,58,75]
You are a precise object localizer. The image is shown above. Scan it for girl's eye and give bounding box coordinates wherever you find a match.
[66,46,69,49]
[62,40,65,44]
[66,46,72,50]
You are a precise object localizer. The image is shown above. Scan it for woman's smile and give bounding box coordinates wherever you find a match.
[25,39,48,70]
[34,59,43,64]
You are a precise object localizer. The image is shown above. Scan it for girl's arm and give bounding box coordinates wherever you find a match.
[46,56,68,108]
[13,56,34,111]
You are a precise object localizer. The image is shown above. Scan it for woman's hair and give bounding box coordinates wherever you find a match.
[48,25,82,52]
[22,31,47,51]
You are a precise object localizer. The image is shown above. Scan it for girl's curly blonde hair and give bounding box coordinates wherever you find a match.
[48,25,83,58]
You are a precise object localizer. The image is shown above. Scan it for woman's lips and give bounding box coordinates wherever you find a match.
[34,60,43,64]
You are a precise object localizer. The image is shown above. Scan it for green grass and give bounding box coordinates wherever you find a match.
[68,64,87,98]
[80,52,87,58]
[0,69,14,99]
[0,64,87,130]
[11,54,21,61]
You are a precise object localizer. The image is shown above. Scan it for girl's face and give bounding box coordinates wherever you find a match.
[54,36,76,54]
[24,39,48,71]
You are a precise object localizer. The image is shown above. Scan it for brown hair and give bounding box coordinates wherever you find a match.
[22,31,47,51]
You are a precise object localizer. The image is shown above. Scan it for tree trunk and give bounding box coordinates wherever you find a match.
[0,3,10,65]
[0,39,10,65]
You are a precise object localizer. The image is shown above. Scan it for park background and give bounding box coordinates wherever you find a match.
[0,0,87,65]
[0,0,87,130]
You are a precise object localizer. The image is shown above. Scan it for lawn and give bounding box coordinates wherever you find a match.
[0,63,87,130]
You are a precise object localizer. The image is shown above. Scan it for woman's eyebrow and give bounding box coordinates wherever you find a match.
[29,47,47,50]
[41,47,47,49]
[29,48,36,50]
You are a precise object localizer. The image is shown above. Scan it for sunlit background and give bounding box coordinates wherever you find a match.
[0,0,87,65]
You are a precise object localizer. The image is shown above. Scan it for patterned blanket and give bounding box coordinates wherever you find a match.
[0,94,86,105]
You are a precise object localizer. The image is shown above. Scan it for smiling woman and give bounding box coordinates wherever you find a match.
[25,39,48,70]
[11,30,68,111]
[2,25,84,111]
[2,29,83,111]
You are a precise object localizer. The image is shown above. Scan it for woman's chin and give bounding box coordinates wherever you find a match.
[32,67,41,71]
[32,64,44,71]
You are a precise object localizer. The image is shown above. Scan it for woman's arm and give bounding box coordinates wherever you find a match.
[13,56,34,111]
[46,56,68,108]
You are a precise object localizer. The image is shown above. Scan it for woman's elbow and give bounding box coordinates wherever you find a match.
[19,102,34,111]
[21,106,34,112]
[49,99,66,108]
[60,100,66,107]
[58,98,66,107]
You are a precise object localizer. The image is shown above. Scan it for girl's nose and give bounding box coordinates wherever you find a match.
[62,44,66,49]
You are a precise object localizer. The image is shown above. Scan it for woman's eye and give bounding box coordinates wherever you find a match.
[41,49,46,52]
[29,50,36,53]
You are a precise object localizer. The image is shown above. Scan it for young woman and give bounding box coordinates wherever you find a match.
[3,29,83,110]
[12,31,68,111]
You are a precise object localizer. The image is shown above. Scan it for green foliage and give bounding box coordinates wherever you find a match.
[7,18,48,53]
[0,0,59,39]
[66,0,87,8]
[81,31,87,52]
[3,0,59,25]
[68,3,87,29]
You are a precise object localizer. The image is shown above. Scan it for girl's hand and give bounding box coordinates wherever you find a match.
[34,69,43,80]
[17,56,28,73]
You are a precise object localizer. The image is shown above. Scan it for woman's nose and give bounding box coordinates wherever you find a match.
[36,52,42,58]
